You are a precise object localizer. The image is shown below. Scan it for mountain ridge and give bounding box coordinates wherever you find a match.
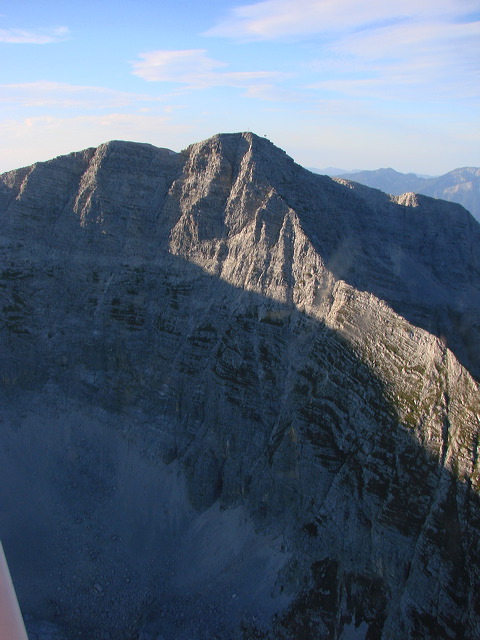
[1,132,480,639]
[325,165,480,222]
[6,132,478,378]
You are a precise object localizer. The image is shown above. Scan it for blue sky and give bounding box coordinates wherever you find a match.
[0,0,479,174]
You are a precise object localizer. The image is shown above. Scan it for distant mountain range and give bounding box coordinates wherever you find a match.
[310,166,480,222]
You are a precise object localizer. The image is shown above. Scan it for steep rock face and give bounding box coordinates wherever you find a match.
[426,167,480,223]
[0,132,480,640]
[170,134,480,379]
[335,166,480,223]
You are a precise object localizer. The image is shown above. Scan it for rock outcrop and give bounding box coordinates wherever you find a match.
[332,166,480,223]
[1,133,479,639]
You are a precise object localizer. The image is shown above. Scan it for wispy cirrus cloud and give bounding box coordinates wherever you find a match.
[310,18,480,100]
[132,49,225,83]
[0,25,69,44]
[0,81,165,109]
[205,0,480,102]
[131,49,287,91]
[205,0,479,40]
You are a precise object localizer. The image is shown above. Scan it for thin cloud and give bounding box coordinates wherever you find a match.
[334,19,480,59]
[0,82,166,109]
[311,18,480,100]
[0,26,69,44]
[203,1,480,103]
[132,50,226,83]
[131,48,287,91]
[205,0,479,40]
[329,16,480,81]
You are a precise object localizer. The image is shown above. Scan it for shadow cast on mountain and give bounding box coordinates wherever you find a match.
[260,156,480,382]
[1,248,479,640]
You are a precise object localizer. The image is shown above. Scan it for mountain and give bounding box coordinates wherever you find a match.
[335,167,480,222]
[1,132,480,640]
[333,167,427,194]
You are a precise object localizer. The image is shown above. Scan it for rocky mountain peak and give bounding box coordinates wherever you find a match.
[1,134,480,639]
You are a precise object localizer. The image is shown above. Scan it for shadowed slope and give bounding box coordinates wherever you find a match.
[335,166,480,223]
[167,133,480,379]
[0,133,479,639]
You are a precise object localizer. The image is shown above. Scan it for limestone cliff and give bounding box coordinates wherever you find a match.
[0,133,479,639]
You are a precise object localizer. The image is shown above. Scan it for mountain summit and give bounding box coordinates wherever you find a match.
[1,132,480,639]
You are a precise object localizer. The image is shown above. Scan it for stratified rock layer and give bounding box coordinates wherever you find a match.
[0,133,479,639]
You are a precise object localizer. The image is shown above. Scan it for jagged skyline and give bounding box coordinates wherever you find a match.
[1,0,479,174]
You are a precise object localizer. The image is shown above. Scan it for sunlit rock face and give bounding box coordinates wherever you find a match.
[1,132,480,640]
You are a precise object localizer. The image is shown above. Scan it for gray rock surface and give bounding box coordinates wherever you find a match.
[331,166,480,222]
[0,132,479,639]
